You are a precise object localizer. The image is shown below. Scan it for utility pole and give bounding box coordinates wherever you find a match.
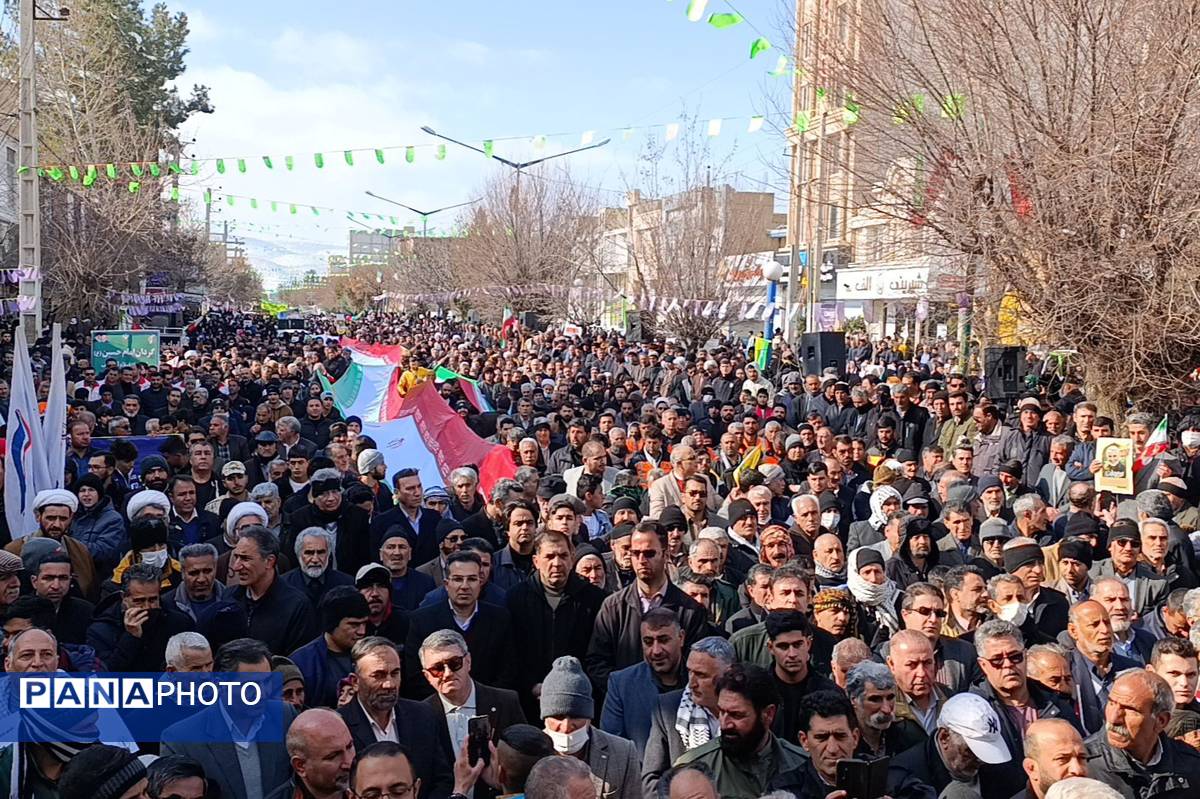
[18,2,68,340]
[806,110,830,333]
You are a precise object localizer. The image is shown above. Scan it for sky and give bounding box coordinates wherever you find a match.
[166,0,795,287]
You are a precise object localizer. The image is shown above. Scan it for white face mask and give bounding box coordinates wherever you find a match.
[545,725,589,754]
[1183,431,1200,449]
[141,549,168,569]
[997,601,1029,626]
[822,512,841,530]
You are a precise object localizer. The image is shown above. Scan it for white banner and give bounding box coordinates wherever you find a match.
[837,265,931,300]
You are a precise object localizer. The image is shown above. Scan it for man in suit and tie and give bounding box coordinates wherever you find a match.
[369,468,444,567]
[161,638,297,799]
[418,627,526,794]
[404,551,519,697]
[338,636,454,799]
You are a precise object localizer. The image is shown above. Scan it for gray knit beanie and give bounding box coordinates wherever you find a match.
[539,656,594,719]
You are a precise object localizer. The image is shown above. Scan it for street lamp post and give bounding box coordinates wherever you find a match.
[762,260,784,344]
[363,192,477,239]
[418,126,610,298]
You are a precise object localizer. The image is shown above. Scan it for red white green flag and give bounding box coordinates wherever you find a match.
[1134,415,1170,472]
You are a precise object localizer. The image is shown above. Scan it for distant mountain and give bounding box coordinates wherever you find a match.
[239,235,341,290]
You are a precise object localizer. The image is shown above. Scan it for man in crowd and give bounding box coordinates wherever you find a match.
[673,663,809,797]
[1086,670,1200,796]
[338,636,453,799]
[600,607,686,754]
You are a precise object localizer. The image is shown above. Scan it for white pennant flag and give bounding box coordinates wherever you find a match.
[707,119,723,136]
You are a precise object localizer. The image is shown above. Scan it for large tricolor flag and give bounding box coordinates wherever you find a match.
[316,362,403,424]
[1134,415,1171,472]
[360,382,516,494]
[434,366,495,413]
[339,337,408,366]
[315,338,414,423]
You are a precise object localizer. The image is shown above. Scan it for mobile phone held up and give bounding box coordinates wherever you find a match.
[468,715,492,766]
[836,757,890,799]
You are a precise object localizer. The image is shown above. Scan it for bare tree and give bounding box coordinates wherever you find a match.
[455,165,600,319]
[811,0,1200,411]
[621,120,782,350]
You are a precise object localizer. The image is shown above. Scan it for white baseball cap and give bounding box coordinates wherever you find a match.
[937,693,1010,764]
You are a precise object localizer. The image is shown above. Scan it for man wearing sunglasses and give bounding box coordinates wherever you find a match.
[1088,520,1169,618]
[880,582,981,694]
[970,619,1081,768]
[418,629,526,774]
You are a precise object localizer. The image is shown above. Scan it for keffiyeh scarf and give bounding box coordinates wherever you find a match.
[674,685,719,750]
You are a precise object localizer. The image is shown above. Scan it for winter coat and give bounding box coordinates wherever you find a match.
[69,497,128,575]
[86,590,195,671]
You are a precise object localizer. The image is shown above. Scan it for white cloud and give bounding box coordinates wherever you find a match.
[181,8,217,42]
[445,39,491,66]
[268,28,382,76]
[171,63,493,285]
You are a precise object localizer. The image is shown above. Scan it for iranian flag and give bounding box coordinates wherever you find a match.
[434,366,495,413]
[339,337,408,366]
[1134,415,1170,472]
[317,363,404,424]
[361,382,516,494]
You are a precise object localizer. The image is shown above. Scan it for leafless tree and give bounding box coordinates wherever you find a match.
[455,165,601,319]
[621,120,782,350]
[806,0,1200,411]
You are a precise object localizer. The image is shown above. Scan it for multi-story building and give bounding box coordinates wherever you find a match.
[788,0,960,341]
[593,186,784,333]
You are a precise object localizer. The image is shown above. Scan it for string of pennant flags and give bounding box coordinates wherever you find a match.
[27,89,968,185]
[23,112,793,181]
[374,283,782,322]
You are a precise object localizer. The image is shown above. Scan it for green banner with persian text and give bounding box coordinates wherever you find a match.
[91,330,161,371]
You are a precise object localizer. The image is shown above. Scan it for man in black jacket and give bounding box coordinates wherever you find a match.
[403,551,518,697]
[1067,599,1140,737]
[585,520,709,692]
[226,525,317,655]
[1004,537,1070,643]
[285,469,371,577]
[970,619,1081,764]
[506,530,606,719]
[339,636,453,799]
[29,552,94,645]
[279,526,355,608]
[86,561,194,670]
[418,627,527,775]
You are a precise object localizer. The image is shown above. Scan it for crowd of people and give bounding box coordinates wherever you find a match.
[4,309,1200,799]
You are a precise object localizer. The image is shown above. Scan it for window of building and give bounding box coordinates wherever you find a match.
[828,202,841,239]
[837,3,851,45]
[802,22,814,61]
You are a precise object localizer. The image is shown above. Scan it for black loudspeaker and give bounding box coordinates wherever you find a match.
[800,332,846,375]
[626,311,644,343]
[518,312,543,332]
[984,346,1026,400]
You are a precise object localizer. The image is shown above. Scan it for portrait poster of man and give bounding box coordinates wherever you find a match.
[1095,436,1134,494]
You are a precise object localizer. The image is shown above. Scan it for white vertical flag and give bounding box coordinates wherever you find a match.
[43,323,66,489]
[5,325,50,538]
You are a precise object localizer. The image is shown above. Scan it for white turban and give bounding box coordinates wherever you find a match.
[125,489,171,520]
[226,501,268,537]
[32,489,77,513]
